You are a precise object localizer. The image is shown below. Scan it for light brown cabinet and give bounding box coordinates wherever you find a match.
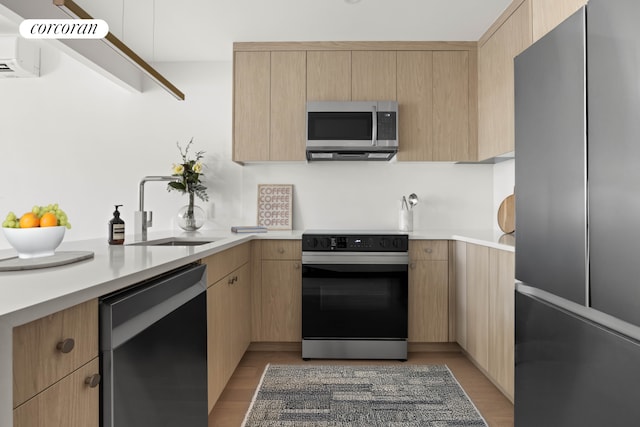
[307,50,397,102]
[233,51,270,161]
[251,240,302,342]
[234,42,476,163]
[351,51,397,101]
[454,241,468,348]
[13,299,99,427]
[203,244,251,411]
[233,51,306,162]
[408,240,449,342]
[465,243,490,371]
[13,358,100,427]
[477,0,589,160]
[454,241,515,402]
[397,51,433,161]
[477,0,532,160]
[270,51,307,160]
[397,51,475,161]
[532,0,588,42]
[306,51,351,101]
[488,248,515,401]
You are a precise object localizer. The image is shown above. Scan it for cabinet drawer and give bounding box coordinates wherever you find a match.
[410,240,448,261]
[13,299,98,408]
[13,357,100,427]
[261,240,301,260]
[203,242,250,287]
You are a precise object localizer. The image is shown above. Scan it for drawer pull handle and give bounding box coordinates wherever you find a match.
[278,247,285,254]
[85,373,101,388]
[295,263,300,270]
[228,275,239,285]
[424,248,433,253]
[56,338,75,354]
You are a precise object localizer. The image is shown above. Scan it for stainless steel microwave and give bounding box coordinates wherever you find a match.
[306,100,399,161]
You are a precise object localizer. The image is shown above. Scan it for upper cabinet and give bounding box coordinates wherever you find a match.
[306,50,398,102]
[307,51,352,101]
[531,0,588,42]
[233,51,270,162]
[234,42,477,163]
[233,50,306,163]
[270,51,307,161]
[351,51,397,101]
[477,0,532,160]
[477,0,587,161]
[397,50,476,161]
[433,51,475,161]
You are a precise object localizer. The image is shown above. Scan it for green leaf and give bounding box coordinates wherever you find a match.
[168,182,186,191]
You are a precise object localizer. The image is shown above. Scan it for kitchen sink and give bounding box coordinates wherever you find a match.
[127,237,217,246]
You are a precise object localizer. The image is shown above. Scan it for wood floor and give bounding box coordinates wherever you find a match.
[209,350,514,427]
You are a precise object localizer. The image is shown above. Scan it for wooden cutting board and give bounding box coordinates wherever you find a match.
[497,193,515,234]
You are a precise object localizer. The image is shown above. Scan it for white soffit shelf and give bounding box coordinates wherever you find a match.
[0,0,184,100]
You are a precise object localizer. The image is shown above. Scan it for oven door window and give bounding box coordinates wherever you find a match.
[302,263,408,339]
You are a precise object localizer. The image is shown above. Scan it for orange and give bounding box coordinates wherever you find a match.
[19,212,40,228]
[40,212,58,227]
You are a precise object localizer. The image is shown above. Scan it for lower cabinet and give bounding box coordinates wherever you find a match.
[205,247,251,412]
[13,358,100,427]
[408,240,450,342]
[253,240,302,342]
[488,248,515,401]
[466,244,490,370]
[12,299,100,427]
[261,260,302,341]
[455,241,514,401]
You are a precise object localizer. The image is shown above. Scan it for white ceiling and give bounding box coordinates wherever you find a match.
[1,0,511,62]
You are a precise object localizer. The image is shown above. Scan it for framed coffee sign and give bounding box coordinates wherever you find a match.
[257,184,293,230]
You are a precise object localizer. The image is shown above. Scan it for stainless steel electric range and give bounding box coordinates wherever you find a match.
[301,231,409,360]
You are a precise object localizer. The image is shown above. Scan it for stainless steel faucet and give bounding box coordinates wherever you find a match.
[134,176,178,241]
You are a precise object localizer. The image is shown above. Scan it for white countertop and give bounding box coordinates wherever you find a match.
[0,227,513,325]
[0,227,512,424]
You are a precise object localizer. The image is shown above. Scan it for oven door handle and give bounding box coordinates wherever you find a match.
[302,252,409,265]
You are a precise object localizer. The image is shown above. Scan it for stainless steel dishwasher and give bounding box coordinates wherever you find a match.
[100,263,207,427]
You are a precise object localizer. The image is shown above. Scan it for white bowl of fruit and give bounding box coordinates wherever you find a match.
[2,204,72,259]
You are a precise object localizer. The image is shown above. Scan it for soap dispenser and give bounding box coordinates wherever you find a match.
[109,205,125,245]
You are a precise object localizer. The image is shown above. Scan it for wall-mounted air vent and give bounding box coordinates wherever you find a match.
[0,36,40,78]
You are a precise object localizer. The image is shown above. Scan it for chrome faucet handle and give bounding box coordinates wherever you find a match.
[147,211,153,228]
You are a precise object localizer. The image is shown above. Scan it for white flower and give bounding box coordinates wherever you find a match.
[193,162,203,174]
[172,164,184,175]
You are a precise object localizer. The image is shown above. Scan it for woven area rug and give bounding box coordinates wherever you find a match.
[242,364,488,427]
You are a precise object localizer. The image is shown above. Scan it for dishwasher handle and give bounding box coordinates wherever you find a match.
[100,263,207,350]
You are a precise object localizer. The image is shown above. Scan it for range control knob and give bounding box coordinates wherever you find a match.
[393,238,404,249]
[304,237,318,249]
[379,238,390,248]
[319,237,331,249]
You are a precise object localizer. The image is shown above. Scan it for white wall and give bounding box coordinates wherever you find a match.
[241,161,494,231]
[0,46,242,249]
[0,46,503,249]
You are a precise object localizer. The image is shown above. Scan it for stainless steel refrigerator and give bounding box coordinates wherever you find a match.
[514,1,640,425]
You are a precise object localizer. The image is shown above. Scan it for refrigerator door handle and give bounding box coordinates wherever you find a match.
[516,282,640,342]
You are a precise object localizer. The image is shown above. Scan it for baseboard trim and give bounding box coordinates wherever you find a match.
[248,342,462,353]
[408,342,462,353]
[460,348,514,403]
[248,342,303,352]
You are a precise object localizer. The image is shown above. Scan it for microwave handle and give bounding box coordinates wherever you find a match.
[371,105,377,146]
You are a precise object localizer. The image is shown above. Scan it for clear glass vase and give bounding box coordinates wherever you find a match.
[177,193,205,231]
